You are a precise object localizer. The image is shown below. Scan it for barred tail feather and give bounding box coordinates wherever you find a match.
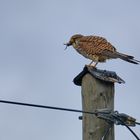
[115,52,140,64]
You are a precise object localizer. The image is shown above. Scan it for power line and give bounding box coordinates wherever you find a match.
[136,122,140,125]
[0,99,139,140]
[112,114,140,140]
[0,99,97,114]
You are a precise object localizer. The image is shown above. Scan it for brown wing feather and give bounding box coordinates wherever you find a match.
[78,36,116,55]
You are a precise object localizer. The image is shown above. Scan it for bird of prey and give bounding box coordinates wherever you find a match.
[64,34,140,67]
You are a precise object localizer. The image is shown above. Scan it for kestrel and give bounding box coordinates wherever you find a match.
[64,34,140,67]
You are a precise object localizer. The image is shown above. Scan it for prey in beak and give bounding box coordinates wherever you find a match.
[64,42,72,50]
[64,34,83,50]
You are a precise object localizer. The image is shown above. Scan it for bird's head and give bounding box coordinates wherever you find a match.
[64,34,83,50]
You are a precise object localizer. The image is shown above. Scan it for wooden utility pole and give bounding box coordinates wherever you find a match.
[81,73,114,140]
[73,66,125,140]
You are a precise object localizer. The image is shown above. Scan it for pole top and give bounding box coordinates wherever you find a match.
[73,65,125,86]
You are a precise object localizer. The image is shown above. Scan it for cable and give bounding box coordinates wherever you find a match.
[0,99,97,115]
[101,124,113,140]
[112,114,140,140]
[0,99,139,140]
[136,122,140,125]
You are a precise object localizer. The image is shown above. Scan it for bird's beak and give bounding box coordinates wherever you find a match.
[64,42,72,50]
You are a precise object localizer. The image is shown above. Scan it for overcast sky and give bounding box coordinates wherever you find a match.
[0,0,140,140]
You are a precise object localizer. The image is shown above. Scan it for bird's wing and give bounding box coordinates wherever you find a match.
[78,36,116,56]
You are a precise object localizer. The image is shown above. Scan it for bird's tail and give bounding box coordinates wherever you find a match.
[115,52,140,64]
